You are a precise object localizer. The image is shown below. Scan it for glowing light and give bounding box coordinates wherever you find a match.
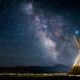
[72,36,80,67]
[75,30,79,34]
[73,50,80,67]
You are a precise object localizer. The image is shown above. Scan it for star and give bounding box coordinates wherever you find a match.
[75,30,79,34]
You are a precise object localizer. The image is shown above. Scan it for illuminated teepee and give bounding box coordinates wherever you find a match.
[69,36,80,75]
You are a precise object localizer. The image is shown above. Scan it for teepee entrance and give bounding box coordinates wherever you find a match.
[69,36,80,75]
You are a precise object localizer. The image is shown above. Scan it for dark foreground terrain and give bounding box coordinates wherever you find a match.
[0,65,79,79]
[0,64,70,73]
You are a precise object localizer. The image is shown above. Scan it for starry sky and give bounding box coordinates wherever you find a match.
[0,0,80,67]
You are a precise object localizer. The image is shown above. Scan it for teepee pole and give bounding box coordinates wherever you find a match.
[69,37,80,75]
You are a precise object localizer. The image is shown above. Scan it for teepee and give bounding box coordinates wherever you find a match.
[69,36,80,75]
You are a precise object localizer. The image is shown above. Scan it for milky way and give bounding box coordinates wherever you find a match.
[0,0,80,67]
[21,2,78,66]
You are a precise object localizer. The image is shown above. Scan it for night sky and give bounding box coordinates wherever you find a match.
[0,0,80,67]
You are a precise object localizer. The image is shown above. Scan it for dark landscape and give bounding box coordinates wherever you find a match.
[0,64,79,79]
[0,64,70,73]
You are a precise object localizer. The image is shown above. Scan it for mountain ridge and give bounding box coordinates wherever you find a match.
[0,64,70,73]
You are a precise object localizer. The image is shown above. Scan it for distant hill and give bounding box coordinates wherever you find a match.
[0,64,70,73]
[52,64,70,72]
